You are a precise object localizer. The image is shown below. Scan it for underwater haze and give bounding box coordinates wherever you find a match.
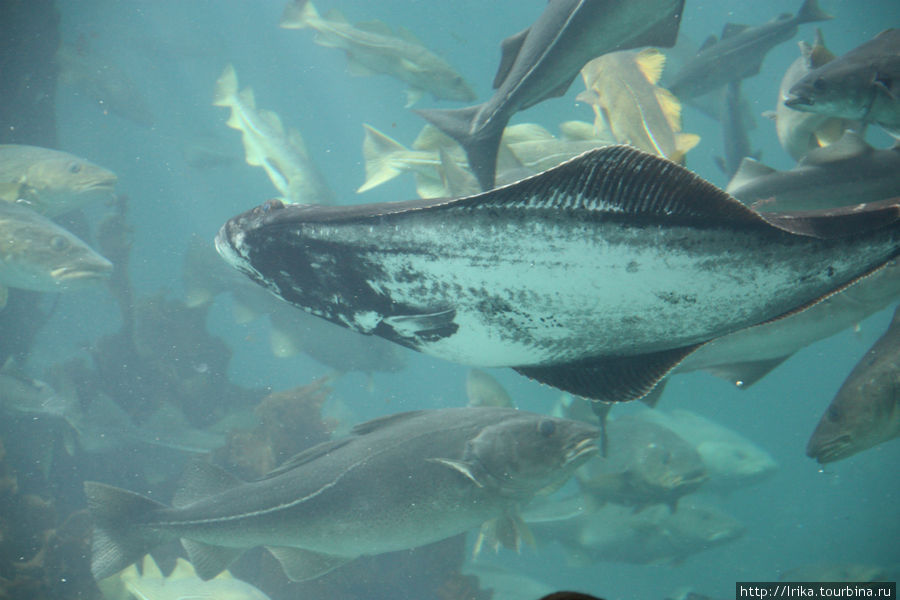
[1,1,898,599]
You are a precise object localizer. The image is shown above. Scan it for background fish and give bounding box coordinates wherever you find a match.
[85,407,599,581]
[806,304,900,463]
[213,64,336,205]
[0,144,116,216]
[280,0,475,107]
[578,49,699,162]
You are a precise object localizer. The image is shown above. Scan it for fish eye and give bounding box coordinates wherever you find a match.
[68,162,83,174]
[538,419,556,437]
[50,236,69,251]
[827,405,842,421]
[812,78,827,92]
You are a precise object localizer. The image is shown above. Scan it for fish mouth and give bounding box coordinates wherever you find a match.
[51,262,113,283]
[565,434,601,466]
[784,94,812,108]
[807,434,852,463]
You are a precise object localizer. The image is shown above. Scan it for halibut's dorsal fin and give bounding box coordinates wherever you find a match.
[514,343,703,403]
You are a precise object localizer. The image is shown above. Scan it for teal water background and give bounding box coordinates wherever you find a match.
[13,1,900,599]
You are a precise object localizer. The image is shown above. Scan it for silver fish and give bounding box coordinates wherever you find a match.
[416,0,684,190]
[668,0,831,100]
[806,304,900,463]
[786,29,900,138]
[85,407,599,582]
[216,145,900,403]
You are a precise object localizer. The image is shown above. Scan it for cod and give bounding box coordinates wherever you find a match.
[85,407,598,582]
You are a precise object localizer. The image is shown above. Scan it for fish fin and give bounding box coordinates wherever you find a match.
[575,88,599,106]
[515,344,703,403]
[635,48,666,85]
[258,109,285,137]
[380,308,458,344]
[412,124,457,151]
[525,73,579,109]
[279,0,317,29]
[323,8,348,24]
[714,156,727,175]
[237,87,256,111]
[807,28,835,68]
[672,133,700,162]
[474,512,534,556]
[698,35,718,52]
[812,118,848,147]
[761,109,777,121]
[169,557,197,579]
[266,546,352,582]
[172,461,242,508]
[655,87,683,131]
[720,23,749,39]
[428,457,485,487]
[704,356,792,388]
[795,0,833,24]
[415,104,500,190]
[760,198,900,239]
[502,122,555,144]
[181,539,242,580]
[358,124,408,192]
[287,128,310,158]
[404,88,424,108]
[800,130,871,166]
[346,53,376,76]
[626,0,684,49]
[212,64,238,107]
[140,554,164,579]
[414,172,449,198]
[231,297,261,324]
[640,378,667,409]
[493,27,530,89]
[439,147,479,197]
[395,25,423,45]
[725,157,777,194]
[83,482,170,580]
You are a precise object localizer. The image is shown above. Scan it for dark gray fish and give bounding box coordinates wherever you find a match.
[539,594,606,600]
[714,79,759,179]
[668,0,832,100]
[726,131,900,212]
[85,407,599,582]
[806,304,900,463]
[786,29,900,137]
[416,0,685,190]
[216,145,900,404]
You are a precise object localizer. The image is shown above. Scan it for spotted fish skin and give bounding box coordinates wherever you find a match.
[216,145,900,402]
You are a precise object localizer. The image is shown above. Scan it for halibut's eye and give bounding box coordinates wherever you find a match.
[538,420,556,437]
[812,77,827,92]
[68,162,83,174]
[50,236,68,251]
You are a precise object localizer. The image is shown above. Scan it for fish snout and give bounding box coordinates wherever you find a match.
[807,433,852,463]
[784,94,813,109]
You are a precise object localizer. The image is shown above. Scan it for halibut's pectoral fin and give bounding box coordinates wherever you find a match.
[703,355,792,388]
[173,461,243,508]
[266,546,353,582]
[181,539,242,581]
[514,345,703,404]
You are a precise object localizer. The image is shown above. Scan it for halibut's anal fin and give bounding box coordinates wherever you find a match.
[266,546,353,581]
[514,344,703,403]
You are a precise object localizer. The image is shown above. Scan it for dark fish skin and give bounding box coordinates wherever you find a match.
[416,0,684,190]
[806,304,900,463]
[216,146,900,404]
[786,29,900,136]
[668,0,832,100]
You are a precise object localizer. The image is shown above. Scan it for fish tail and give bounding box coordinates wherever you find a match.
[84,481,170,580]
[795,0,833,24]
[358,124,410,192]
[213,64,238,107]
[280,0,317,29]
[416,105,501,191]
